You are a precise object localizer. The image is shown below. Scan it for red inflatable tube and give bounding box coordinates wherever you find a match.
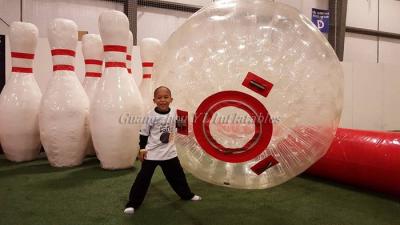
[306,128,400,197]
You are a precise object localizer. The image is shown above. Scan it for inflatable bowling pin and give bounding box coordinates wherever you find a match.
[0,22,42,162]
[90,10,144,169]
[82,34,103,156]
[39,18,90,167]
[140,38,161,112]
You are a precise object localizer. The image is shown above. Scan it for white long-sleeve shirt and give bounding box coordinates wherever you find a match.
[139,107,178,160]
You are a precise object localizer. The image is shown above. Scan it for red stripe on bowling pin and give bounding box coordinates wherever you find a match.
[51,49,75,71]
[85,72,102,77]
[103,45,127,68]
[53,65,75,71]
[12,67,33,73]
[142,62,153,67]
[11,52,35,59]
[85,59,103,65]
[142,62,153,79]
[105,62,126,68]
[11,51,34,74]
[84,59,102,77]
[126,54,132,74]
[104,45,127,53]
[51,49,76,57]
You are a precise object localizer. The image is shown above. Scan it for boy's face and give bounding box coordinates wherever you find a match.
[153,88,173,112]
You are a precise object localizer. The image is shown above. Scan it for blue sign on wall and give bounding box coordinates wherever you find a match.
[312,8,329,33]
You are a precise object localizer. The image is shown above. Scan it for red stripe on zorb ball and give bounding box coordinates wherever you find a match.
[11,52,34,59]
[193,90,273,163]
[143,74,151,79]
[142,62,154,67]
[242,72,273,97]
[53,65,75,71]
[84,59,103,65]
[12,67,33,73]
[105,62,126,68]
[51,49,76,57]
[126,55,132,60]
[176,109,189,135]
[103,45,127,53]
[202,100,261,155]
[250,156,279,175]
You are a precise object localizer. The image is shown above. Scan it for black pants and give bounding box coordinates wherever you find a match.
[126,157,194,209]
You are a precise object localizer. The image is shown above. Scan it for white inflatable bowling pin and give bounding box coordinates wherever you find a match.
[140,38,161,112]
[0,22,42,162]
[39,18,90,167]
[82,34,103,156]
[90,10,144,169]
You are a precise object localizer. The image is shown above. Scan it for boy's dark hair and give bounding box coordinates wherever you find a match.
[153,86,172,97]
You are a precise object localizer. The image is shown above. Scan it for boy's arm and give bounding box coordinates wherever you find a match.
[139,135,148,149]
[138,114,152,161]
[138,135,149,162]
[139,113,152,149]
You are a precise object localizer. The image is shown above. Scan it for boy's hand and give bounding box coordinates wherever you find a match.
[138,149,147,162]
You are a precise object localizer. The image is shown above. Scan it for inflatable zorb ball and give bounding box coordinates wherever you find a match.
[154,0,343,189]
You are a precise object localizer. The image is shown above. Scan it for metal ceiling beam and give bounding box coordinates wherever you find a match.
[346,26,400,40]
[124,0,138,45]
[328,0,348,61]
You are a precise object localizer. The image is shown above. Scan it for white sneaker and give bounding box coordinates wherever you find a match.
[191,195,202,201]
[124,207,135,214]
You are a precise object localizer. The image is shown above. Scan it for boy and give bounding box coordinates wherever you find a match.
[124,86,201,215]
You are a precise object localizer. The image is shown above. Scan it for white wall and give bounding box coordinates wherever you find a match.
[137,6,192,44]
[342,0,400,131]
[346,0,378,30]
[345,0,400,64]
[0,0,21,35]
[344,33,378,64]
[1,0,123,37]
[380,38,400,65]
[379,0,400,34]
[278,0,329,18]
[339,62,400,131]
[346,0,400,32]
[23,0,123,37]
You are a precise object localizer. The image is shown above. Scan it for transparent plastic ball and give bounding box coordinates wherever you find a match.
[154,0,343,189]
